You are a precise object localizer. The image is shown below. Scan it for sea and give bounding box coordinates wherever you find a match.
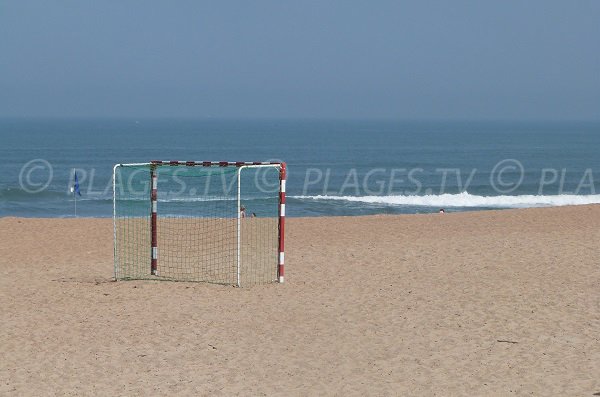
[1,118,600,218]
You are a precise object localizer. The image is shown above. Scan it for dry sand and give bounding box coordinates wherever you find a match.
[1,206,599,396]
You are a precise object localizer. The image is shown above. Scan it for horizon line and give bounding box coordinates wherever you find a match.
[1,116,599,124]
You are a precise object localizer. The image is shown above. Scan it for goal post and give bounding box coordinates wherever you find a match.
[113,161,286,286]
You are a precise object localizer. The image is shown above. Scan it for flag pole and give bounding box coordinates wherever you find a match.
[72,170,82,217]
[70,186,76,217]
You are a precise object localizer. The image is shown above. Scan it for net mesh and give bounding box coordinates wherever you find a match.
[114,164,280,286]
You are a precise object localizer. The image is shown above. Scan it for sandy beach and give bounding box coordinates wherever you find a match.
[1,206,599,396]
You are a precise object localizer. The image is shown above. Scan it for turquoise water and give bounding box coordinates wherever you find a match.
[1,118,599,217]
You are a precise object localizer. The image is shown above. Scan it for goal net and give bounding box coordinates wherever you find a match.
[113,161,286,287]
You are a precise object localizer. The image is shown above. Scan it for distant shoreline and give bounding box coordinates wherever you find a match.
[2,203,599,220]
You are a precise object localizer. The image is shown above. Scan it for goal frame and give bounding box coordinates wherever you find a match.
[112,160,286,286]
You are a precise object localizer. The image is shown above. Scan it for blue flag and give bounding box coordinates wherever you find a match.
[74,171,81,196]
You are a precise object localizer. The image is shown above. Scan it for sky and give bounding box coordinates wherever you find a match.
[1,1,599,120]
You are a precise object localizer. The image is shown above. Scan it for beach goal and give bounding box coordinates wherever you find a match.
[113,161,286,287]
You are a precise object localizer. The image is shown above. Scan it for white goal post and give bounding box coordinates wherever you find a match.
[113,161,286,287]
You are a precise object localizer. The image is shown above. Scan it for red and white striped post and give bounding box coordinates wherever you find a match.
[278,162,286,283]
[150,164,158,275]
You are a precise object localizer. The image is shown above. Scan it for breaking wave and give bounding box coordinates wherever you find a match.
[291,192,600,208]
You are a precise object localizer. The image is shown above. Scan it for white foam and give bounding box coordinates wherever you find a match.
[291,192,600,208]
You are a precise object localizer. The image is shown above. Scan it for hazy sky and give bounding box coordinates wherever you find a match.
[1,1,599,120]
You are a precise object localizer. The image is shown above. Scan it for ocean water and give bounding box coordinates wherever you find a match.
[1,118,599,217]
